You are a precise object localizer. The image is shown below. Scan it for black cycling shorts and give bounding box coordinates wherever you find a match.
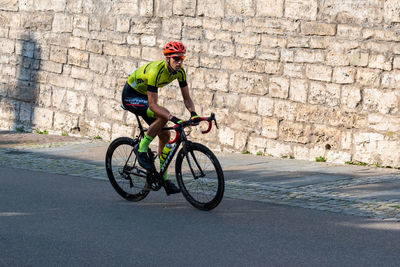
[121,82,156,125]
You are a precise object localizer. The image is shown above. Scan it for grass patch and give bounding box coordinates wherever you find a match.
[346,161,368,166]
[241,150,250,155]
[316,156,327,162]
[256,151,263,156]
[35,129,49,135]
[16,127,25,133]
[94,135,102,140]
[62,132,69,137]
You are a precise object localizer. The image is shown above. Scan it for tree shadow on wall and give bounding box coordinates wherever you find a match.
[9,34,41,132]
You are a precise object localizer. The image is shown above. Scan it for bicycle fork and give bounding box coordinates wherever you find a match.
[184,142,205,179]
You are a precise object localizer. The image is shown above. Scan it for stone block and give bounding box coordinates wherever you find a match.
[294,50,324,63]
[218,126,235,146]
[367,113,400,132]
[341,85,361,110]
[301,21,336,36]
[173,0,196,16]
[274,100,296,121]
[363,88,398,114]
[0,38,14,53]
[381,70,400,88]
[239,96,259,113]
[368,54,392,71]
[326,51,350,67]
[32,107,53,129]
[269,77,289,99]
[35,0,66,11]
[356,68,381,86]
[226,0,255,16]
[161,18,182,39]
[242,60,266,73]
[235,44,256,59]
[337,24,362,39]
[52,13,73,33]
[200,56,221,69]
[69,37,86,50]
[116,18,130,32]
[245,18,299,35]
[285,0,317,20]
[111,123,135,141]
[53,112,79,131]
[142,47,163,61]
[83,119,112,140]
[385,0,400,23]
[234,130,248,151]
[289,79,308,103]
[320,0,383,24]
[349,51,369,66]
[40,60,63,74]
[247,134,268,154]
[363,28,400,42]
[68,49,89,67]
[139,0,153,16]
[261,35,287,48]
[308,81,326,105]
[256,0,284,17]
[258,97,274,116]
[326,150,352,164]
[279,121,309,144]
[264,61,282,75]
[103,43,130,57]
[305,64,332,82]
[341,131,353,150]
[89,54,108,74]
[311,124,341,148]
[114,1,138,15]
[215,92,239,108]
[266,139,293,158]
[48,73,75,89]
[229,72,268,95]
[203,18,222,30]
[261,117,278,139]
[205,70,229,92]
[66,0,82,13]
[197,0,224,17]
[332,67,356,84]
[71,66,93,81]
[50,46,67,64]
[0,0,18,11]
[256,47,280,61]
[221,18,243,32]
[283,63,304,78]
[86,40,102,54]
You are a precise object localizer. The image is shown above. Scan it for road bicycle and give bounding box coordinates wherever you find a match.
[105,109,224,211]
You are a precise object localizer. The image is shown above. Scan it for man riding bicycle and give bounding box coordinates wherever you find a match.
[121,41,200,195]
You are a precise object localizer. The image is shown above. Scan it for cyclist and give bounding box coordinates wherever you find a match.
[122,41,200,195]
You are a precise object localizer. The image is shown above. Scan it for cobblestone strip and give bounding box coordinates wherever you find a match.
[1,148,400,220]
[225,178,400,220]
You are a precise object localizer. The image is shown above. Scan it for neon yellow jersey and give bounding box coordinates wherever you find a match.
[127,60,187,95]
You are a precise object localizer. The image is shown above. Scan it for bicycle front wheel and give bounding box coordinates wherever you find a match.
[105,137,150,202]
[175,142,224,211]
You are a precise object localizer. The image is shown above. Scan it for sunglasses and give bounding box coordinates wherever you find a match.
[171,56,185,61]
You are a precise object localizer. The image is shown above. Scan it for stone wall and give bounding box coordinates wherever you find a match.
[1,0,400,166]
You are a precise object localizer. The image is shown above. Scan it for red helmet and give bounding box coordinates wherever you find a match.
[163,41,186,56]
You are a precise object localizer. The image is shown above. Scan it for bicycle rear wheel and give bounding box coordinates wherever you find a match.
[105,137,150,201]
[175,142,224,211]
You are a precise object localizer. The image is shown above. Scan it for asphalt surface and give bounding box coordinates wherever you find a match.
[2,167,400,266]
[1,132,400,220]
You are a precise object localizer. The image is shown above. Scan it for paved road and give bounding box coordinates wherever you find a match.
[1,137,400,220]
[1,167,400,266]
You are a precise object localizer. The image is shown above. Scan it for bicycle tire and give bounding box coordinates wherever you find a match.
[175,142,224,211]
[105,137,150,201]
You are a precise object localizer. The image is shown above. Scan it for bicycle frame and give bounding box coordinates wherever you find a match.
[132,112,217,183]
